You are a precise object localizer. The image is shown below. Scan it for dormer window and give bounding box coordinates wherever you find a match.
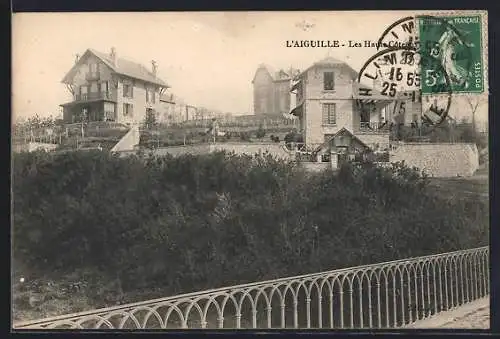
[323,71,335,91]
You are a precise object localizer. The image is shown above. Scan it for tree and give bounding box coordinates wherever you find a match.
[143,110,158,130]
[255,124,266,139]
[465,95,487,131]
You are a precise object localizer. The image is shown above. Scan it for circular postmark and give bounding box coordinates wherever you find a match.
[355,46,452,130]
[376,16,417,51]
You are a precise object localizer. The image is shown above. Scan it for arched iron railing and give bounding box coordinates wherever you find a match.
[13,246,489,330]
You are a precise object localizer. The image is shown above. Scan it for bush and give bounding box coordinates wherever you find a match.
[255,125,266,139]
[12,151,488,315]
[392,122,488,149]
[239,132,252,142]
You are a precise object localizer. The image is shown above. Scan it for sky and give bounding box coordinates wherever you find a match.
[12,11,488,126]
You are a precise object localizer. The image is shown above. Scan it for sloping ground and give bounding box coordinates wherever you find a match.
[59,122,130,151]
[428,173,489,202]
[405,297,489,329]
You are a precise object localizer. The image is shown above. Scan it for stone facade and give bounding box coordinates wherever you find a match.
[252,65,297,116]
[290,57,425,150]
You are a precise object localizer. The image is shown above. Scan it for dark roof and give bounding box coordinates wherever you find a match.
[314,127,370,153]
[297,56,358,80]
[252,64,300,83]
[160,93,176,103]
[62,49,169,87]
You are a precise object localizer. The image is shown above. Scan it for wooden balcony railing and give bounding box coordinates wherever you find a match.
[74,91,115,102]
[359,122,389,133]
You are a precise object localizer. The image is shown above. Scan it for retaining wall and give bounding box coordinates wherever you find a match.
[150,143,295,160]
[12,142,58,153]
[301,162,331,172]
[153,144,211,157]
[110,126,138,153]
[390,143,479,177]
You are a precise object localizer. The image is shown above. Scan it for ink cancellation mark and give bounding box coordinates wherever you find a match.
[355,47,452,127]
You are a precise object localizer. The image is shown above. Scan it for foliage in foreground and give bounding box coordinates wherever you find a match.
[12,150,488,316]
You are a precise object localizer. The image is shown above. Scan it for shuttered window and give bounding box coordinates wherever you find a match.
[322,103,336,125]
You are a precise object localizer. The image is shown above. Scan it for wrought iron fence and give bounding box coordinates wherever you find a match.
[13,246,489,330]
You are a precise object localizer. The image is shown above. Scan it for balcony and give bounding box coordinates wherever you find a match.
[74,91,116,102]
[359,122,390,133]
[85,72,100,81]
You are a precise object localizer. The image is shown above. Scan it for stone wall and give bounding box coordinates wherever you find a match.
[11,142,58,153]
[390,143,479,177]
[23,142,58,152]
[110,125,138,152]
[154,144,211,157]
[147,142,295,160]
[300,162,331,172]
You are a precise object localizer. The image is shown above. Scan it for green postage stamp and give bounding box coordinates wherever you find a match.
[417,14,485,95]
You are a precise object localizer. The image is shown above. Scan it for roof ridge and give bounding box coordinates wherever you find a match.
[87,48,168,87]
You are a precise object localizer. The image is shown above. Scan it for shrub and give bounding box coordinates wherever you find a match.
[239,132,252,142]
[12,151,488,315]
[255,125,266,139]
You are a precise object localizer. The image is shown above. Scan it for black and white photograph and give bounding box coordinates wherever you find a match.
[12,11,489,330]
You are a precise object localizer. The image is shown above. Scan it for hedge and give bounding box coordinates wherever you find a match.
[12,150,488,311]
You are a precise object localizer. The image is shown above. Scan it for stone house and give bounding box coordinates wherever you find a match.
[289,56,422,167]
[252,64,300,116]
[60,48,170,125]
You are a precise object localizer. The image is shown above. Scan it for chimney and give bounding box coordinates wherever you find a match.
[75,54,80,64]
[151,60,158,77]
[110,47,117,66]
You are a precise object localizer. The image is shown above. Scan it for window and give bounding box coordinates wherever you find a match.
[280,96,286,112]
[260,98,266,113]
[322,103,336,125]
[123,103,133,116]
[323,72,335,91]
[100,81,108,92]
[89,63,98,73]
[90,81,98,92]
[80,85,88,94]
[123,83,133,98]
[146,88,156,104]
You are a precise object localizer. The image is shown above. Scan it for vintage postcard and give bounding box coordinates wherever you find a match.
[12,11,489,330]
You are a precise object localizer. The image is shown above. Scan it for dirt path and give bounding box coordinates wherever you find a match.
[405,297,489,329]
